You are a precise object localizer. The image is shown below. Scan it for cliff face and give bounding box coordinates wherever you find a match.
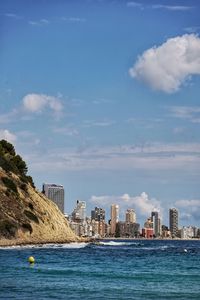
[0,140,78,246]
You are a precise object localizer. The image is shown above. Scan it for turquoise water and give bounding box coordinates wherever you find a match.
[0,240,200,299]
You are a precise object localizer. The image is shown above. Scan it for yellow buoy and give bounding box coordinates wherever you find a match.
[28,256,35,264]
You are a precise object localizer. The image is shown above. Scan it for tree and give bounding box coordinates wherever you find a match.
[0,139,35,188]
[11,155,28,176]
[0,140,15,156]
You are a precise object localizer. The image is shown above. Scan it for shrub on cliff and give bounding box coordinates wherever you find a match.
[0,139,35,188]
[2,177,18,194]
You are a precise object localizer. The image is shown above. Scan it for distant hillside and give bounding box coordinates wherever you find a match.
[0,140,79,246]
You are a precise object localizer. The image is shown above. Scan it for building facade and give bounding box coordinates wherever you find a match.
[151,211,161,237]
[117,221,140,238]
[169,208,178,238]
[91,207,105,222]
[42,183,64,213]
[110,204,119,236]
[72,200,86,222]
[125,209,136,223]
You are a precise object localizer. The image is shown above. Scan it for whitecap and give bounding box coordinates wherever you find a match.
[0,242,89,250]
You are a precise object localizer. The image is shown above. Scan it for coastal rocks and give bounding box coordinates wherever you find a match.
[0,170,79,246]
[0,140,79,246]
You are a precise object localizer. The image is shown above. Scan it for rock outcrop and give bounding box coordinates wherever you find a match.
[0,140,79,246]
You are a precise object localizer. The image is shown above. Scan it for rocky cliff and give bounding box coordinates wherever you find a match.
[0,140,79,246]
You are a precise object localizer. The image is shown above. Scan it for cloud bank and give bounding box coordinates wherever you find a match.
[151,5,193,11]
[129,34,200,93]
[26,142,200,173]
[170,106,200,123]
[90,192,161,220]
[175,199,200,221]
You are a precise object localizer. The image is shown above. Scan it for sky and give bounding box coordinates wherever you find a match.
[0,0,200,227]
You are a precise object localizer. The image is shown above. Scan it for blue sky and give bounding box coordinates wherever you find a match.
[1,0,200,227]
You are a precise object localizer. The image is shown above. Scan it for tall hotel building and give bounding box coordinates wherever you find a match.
[169,208,178,238]
[110,204,119,236]
[43,183,64,213]
[91,207,105,222]
[125,209,136,223]
[151,211,159,237]
[72,200,86,222]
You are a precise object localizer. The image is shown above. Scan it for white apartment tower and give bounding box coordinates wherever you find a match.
[43,183,64,213]
[72,200,86,222]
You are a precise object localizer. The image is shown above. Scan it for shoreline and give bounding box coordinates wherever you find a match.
[0,237,92,247]
[99,237,200,241]
[1,236,199,247]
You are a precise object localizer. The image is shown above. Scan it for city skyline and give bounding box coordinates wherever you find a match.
[0,0,200,227]
[68,201,199,239]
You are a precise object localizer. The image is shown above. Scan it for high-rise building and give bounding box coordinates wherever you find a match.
[110,204,119,235]
[125,209,136,223]
[151,211,159,237]
[169,208,178,238]
[72,200,86,222]
[117,221,140,238]
[91,207,105,222]
[91,207,106,238]
[42,183,64,213]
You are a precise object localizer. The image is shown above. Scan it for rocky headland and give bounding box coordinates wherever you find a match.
[0,140,80,246]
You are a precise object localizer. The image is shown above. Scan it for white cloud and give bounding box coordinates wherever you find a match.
[129,34,200,93]
[0,109,19,124]
[175,199,200,207]
[40,19,49,24]
[5,13,22,19]
[127,2,143,9]
[90,192,161,219]
[23,94,48,112]
[53,126,79,136]
[175,199,200,221]
[170,106,200,123]
[22,93,63,116]
[152,5,193,11]
[27,142,200,172]
[69,17,86,22]
[127,3,193,11]
[0,129,17,143]
[185,26,200,33]
[83,119,115,127]
[29,19,50,26]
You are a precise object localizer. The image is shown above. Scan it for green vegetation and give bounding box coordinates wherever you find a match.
[0,140,15,156]
[24,210,39,224]
[0,139,35,188]
[0,220,18,238]
[2,177,18,194]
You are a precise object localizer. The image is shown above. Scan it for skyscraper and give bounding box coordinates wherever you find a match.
[72,200,86,222]
[169,208,178,238]
[125,209,136,223]
[110,204,119,235]
[151,211,159,237]
[42,183,64,213]
[91,207,105,222]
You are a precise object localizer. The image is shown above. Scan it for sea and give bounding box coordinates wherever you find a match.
[0,239,200,300]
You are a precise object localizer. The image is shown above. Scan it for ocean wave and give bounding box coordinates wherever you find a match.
[0,242,89,250]
[94,241,143,247]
